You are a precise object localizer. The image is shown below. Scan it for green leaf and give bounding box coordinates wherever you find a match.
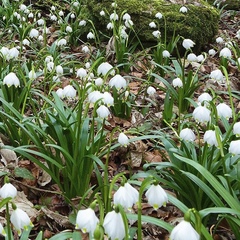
[49,231,73,240]
[14,167,35,180]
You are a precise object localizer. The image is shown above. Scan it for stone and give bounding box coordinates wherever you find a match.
[83,0,219,52]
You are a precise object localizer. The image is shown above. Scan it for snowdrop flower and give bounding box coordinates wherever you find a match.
[56,65,63,76]
[73,1,79,7]
[76,208,99,236]
[100,10,105,16]
[8,47,19,60]
[197,93,212,105]
[79,20,86,26]
[179,6,188,13]
[229,140,240,155]
[172,78,183,88]
[109,74,127,90]
[182,39,195,50]
[103,92,114,106]
[59,10,64,17]
[22,39,30,46]
[236,30,240,39]
[95,77,103,86]
[97,62,115,76]
[56,88,64,98]
[216,103,232,119]
[192,106,211,123]
[152,30,161,38]
[82,45,90,53]
[147,86,156,96]
[45,55,53,63]
[204,130,218,147]
[110,12,119,21]
[66,26,72,33]
[50,14,57,21]
[118,133,129,147]
[187,53,197,62]
[47,61,54,72]
[208,49,216,56]
[113,182,138,210]
[52,75,60,82]
[3,72,20,87]
[19,4,27,11]
[155,12,163,19]
[85,62,91,69]
[70,13,75,19]
[96,105,110,118]
[63,85,77,98]
[179,128,196,142]
[0,183,17,199]
[28,12,33,18]
[28,70,36,80]
[162,50,170,58]
[216,36,224,43]
[125,19,133,28]
[149,21,157,28]
[76,68,87,79]
[233,122,240,136]
[51,6,56,11]
[88,91,103,103]
[37,18,44,26]
[103,210,125,240]
[107,22,113,30]
[169,220,200,240]
[146,184,168,210]
[197,54,204,62]
[120,28,128,39]
[56,38,67,47]
[0,46,9,58]
[209,69,224,82]
[219,47,232,58]
[10,208,33,236]
[123,13,131,21]
[111,2,117,7]
[87,32,95,39]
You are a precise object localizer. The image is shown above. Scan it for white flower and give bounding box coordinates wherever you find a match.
[192,106,211,123]
[107,22,114,30]
[0,183,17,199]
[3,72,20,87]
[8,47,19,60]
[162,50,170,58]
[113,182,138,210]
[216,37,224,43]
[97,62,115,76]
[66,26,72,33]
[216,103,232,119]
[28,12,33,18]
[172,78,183,88]
[103,92,114,106]
[50,14,57,21]
[56,65,63,76]
[51,6,56,11]
[95,77,103,86]
[203,130,218,147]
[59,10,64,17]
[103,210,125,240]
[0,47,9,58]
[97,105,110,118]
[70,13,75,19]
[208,49,216,56]
[73,1,79,7]
[29,70,37,80]
[22,39,30,46]
[87,32,95,39]
[109,74,127,90]
[152,30,161,38]
[100,10,105,16]
[125,19,133,28]
[79,20,86,26]
[123,13,131,21]
[233,122,240,136]
[85,62,91,69]
[10,208,33,236]
[229,140,240,155]
[76,208,99,236]
[88,91,103,103]
[197,93,212,104]
[118,133,129,146]
[120,28,128,39]
[56,88,64,98]
[149,21,157,28]
[145,184,168,210]
[45,55,53,63]
[82,45,90,53]
[197,54,204,62]
[182,39,195,50]
[169,220,200,240]
[219,47,232,58]
[47,61,54,72]
[110,12,119,21]
[179,6,188,13]
[179,128,196,142]
[147,86,156,96]
[236,30,240,39]
[155,12,163,19]
[187,53,197,62]
[209,69,224,82]
[63,85,77,98]
[76,68,87,79]
[111,2,117,7]
[56,38,67,47]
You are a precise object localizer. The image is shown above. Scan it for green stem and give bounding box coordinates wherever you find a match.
[6,203,12,240]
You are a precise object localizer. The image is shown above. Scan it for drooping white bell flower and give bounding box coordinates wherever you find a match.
[56,38,67,47]
[0,183,17,199]
[197,93,212,105]
[208,49,216,56]
[179,128,196,142]
[103,210,125,240]
[233,122,240,136]
[203,130,218,147]
[152,30,161,38]
[216,36,224,43]
[219,47,232,58]
[109,74,127,90]
[96,105,110,118]
[216,103,232,119]
[149,21,157,28]
[56,88,64,99]
[3,72,20,87]
[123,13,131,21]
[0,46,9,58]
[110,12,119,21]
[76,68,87,79]
[87,32,95,40]
[169,220,200,240]
[29,28,39,38]
[145,184,168,210]
[118,132,129,146]
[22,39,30,46]
[88,91,103,104]
[102,92,114,106]
[172,77,183,88]
[37,19,44,26]
[10,208,33,236]
[94,77,103,86]
[66,26,72,33]
[79,20,86,26]
[179,6,188,13]
[55,65,63,76]
[209,69,224,82]
[8,47,19,60]
[47,61,54,72]
[75,208,99,236]
[62,85,77,98]
[187,53,197,62]
[82,45,90,53]
[100,10,105,16]
[229,140,240,155]
[192,105,211,123]
[155,12,163,19]
[182,39,195,50]
[147,86,156,96]
[29,70,37,80]
[162,50,170,58]
[97,62,115,76]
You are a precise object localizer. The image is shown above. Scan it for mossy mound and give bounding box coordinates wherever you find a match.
[207,0,240,10]
[84,0,219,52]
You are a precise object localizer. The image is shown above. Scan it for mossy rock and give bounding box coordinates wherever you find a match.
[84,0,219,52]
[207,0,240,10]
